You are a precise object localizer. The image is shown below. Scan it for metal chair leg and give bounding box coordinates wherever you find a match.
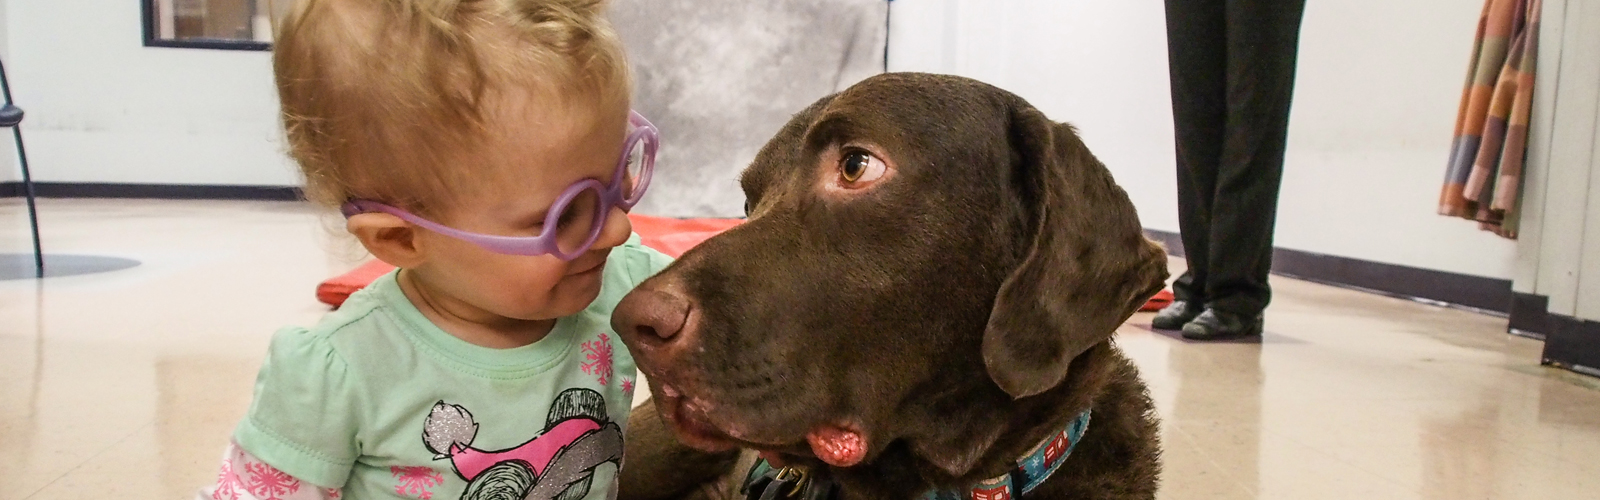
[15,126,41,277]
[0,57,41,277]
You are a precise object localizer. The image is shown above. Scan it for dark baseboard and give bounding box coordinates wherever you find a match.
[0,182,303,201]
[1144,229,1512,314]
[1509,292,1552,339]
[1544,315,1600,378]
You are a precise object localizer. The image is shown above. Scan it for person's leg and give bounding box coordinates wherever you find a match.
[1190,0,1305,334]
[1161,0,1228,324]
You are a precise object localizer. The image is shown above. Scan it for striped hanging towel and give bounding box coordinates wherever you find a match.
[1439,0,1541,239]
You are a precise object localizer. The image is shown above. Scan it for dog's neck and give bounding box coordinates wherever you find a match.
[744,410,1090,500]
[824,344,1117,499]
[916,409,1091,500]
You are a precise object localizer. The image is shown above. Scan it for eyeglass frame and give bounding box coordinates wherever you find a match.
[340,110,659,261]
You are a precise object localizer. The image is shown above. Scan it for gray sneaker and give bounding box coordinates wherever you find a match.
[1180,309,1264,340]
[1151,301,1203,330]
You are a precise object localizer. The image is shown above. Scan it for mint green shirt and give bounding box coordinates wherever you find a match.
[234,235,672,499]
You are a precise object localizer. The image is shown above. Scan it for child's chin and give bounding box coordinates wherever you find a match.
[560,264,607,292]
[543,280,605,317]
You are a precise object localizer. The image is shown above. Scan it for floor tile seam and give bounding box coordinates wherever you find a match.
[19,419,155,500]
[1167,420,1261,496]
[1267,427,1428,495]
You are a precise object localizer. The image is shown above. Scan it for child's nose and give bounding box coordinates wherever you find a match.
[593,205,633,250]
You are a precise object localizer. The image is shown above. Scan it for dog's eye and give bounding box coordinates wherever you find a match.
[839,151,887,185]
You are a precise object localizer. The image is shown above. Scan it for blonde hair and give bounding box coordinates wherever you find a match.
[273,0,631,214]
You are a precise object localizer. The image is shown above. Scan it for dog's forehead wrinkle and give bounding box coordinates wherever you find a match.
[742,94,846,210]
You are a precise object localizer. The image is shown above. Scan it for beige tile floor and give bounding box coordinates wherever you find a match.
[2,198,1598,499]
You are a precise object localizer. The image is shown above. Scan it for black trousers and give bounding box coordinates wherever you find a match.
[1163,0,1306,317]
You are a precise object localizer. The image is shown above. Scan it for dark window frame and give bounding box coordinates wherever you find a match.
[141,0,272,51]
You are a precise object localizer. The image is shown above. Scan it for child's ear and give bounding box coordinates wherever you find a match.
[348,213,426,268]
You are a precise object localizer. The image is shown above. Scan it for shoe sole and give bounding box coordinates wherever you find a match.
[1180,321,1264,340]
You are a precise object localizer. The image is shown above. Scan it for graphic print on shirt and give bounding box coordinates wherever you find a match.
[422,388,623,500]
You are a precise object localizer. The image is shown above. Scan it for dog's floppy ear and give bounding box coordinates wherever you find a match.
[982,104,1168,399]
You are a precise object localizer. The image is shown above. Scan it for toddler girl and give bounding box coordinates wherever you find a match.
[200,1,670,498]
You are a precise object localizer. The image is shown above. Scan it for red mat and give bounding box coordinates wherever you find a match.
[317,259,398,308]
[315,214,1173,311]
[1139,289,1174,312]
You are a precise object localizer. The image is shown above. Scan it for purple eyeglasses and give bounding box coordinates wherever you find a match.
[341,110,658,261]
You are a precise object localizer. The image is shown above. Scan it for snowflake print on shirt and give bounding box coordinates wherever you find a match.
[391,466,445,499]
[244,461,301,500]
[580,333,615,385]
[621,377,635,395]
[212,456,244,500]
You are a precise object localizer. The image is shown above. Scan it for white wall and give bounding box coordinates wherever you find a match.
[7,0,297,186]
[1514,0,1600,320]
[889,0,1180,232]
[1,0,16,185]
[1277,1,1515,279]
[888,0,1518,279]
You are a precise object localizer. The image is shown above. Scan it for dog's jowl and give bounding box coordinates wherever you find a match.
[613,73,1169,500]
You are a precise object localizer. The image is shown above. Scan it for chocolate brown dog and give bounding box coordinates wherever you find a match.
[612,73,1168,500]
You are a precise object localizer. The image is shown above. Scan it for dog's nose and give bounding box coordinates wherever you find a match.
[612,288,690,344]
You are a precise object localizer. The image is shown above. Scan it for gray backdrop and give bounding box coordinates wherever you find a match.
[610,0,888,218]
